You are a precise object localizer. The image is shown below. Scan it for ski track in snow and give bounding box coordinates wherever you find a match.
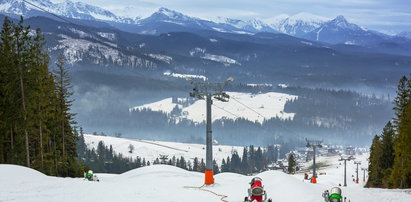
[1,154,410,202]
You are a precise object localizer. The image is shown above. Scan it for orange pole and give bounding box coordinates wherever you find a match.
[311,176,317,183]
[205,170,214,185]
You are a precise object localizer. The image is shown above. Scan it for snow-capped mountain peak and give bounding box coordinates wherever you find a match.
[137,7,206,27]
[0,0,138,24]
[327,15,364,31]
[263,14,290,25]
[158,7,178,17]
[56,0,136,23]
[151,7,193,21]
[334,15,347,22]
[331,15,350,27]
[248,18,265,30]
[215,17,276,33]
[0,0,30,15]
[271,12,330,36]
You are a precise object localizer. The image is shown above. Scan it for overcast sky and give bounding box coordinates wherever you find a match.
[50,0,411,34]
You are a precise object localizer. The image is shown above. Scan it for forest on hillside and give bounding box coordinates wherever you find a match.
[367,74,411,189]
[0,17,82,176]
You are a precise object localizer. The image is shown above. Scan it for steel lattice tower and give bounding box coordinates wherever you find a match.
[189,78,232,185]
[306,139,323,182]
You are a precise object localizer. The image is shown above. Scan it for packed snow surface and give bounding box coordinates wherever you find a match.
[130,92,297,124]
[84,134,244,165]
[1,153,410,202]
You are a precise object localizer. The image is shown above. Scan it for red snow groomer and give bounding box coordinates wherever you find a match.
[244,177,272,202]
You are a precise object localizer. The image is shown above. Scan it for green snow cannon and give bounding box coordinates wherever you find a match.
[322,187,344,202]
[328,187,342,202]
[85,170,94,181]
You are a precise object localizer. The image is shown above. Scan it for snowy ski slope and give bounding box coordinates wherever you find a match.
[1,154,410,202]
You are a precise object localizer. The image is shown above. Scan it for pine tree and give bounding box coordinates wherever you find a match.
[226,156,231,172]
[179,156,187,169]
[380,121,395,169]
[231,151,241,173]
[213,160,219,174]
[221,158,227,172]
[391,100,411,188]
[28,27,53,172]
[367,135,383,187]
[390,74,411,188]
[248,145,255,173]
[52,54,80,176]
[193,157,199,172]
[393,76,410,126]
[255,147,264,172]
[53,55,73,158]
[199,158,205,172]
[0,17,18,165]
[241,146,249,174]
[14,17,32,167]
[288,153,296,174]
[380,121,395,187]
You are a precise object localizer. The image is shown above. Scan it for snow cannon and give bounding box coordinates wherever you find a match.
[244,177,272,202]
[323,187,343,202]
[85,170,94,181]
[84,170,99,182]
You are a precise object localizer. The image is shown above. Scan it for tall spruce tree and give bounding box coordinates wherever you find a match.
[288,153,296,174]
[367,135,383,187]
[390,74,411,188]
[380,121,395,170]
[391,90,411,187]
[380,121,395,187]
[393,76,410,126]
[52,55,79,176]
[0,17,17,164]
[14,17,32,167]
[241,146,249,174]
[193,157,199,172]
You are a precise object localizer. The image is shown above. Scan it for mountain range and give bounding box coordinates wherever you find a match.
[1,0,411,46]
[0,0,137,23]
[0,0,410,87]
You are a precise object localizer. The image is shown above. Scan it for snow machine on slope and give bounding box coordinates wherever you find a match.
[84,170,99,182]
[244,177,272,202]
[322,187,349,202]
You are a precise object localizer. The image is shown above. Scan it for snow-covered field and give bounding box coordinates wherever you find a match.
[130,92,298,124]
[84,134,244,165]
[1,153,410,202]
[163,71,207,81]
